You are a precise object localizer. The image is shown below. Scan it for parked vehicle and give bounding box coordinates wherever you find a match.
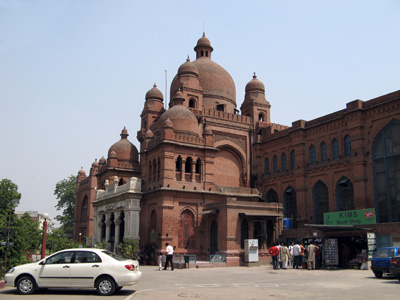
[370,247,400,278]
[4,248,141,296]
[390,255,400,281]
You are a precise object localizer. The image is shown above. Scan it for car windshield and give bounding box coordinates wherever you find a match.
[374,248,395,258]
[102,250,125,261]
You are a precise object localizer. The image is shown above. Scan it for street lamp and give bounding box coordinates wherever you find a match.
[41,213,49,259]
[79,232,82,247]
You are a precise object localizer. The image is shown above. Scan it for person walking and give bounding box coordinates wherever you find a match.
[292,241,301,269]
[300,242,305,268]
[307,241,319,270]
[280,242,290,269]
[288,242,294,267]
[163,243,174,271]
[158,253,163,271]
[268,243,280,270]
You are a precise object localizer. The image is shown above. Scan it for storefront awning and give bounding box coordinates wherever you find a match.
[304,224,368,232]
[239,211,281,217]
[199,210,218,215]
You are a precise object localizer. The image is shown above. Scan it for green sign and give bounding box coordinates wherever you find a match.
[324,208,376,225]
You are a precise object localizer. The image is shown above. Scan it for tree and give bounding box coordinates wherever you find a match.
[46,229,78,253]
[54,175,77,235]
[0,179,21,215]
[0,179,22,273]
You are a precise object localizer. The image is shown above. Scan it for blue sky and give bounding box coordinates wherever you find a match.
[1,0,399,226]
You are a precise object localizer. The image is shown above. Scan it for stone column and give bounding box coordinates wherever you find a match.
[105,214,112,250]
[114,216,122,250]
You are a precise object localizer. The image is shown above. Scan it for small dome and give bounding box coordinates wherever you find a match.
[145,83,163,101]
[145,129,154,138]
[109,150,117,158]
[196,32,212,48]
[178,56,199,76]
[159,104,200,137]
[99,156,106,164]
[78,168,86,176]
[163,118,173,128]
[107,127,139,162]
[245,73,265,93]
[92,159,99,167]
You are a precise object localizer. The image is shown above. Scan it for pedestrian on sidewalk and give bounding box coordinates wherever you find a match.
[268,243,280,270]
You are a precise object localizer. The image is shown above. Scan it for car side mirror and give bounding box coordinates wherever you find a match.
[39,260,46,265]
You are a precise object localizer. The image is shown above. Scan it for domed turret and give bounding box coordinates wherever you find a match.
[178,56,199,77]
[171,33,236,113]
[159,91,200,137]
[108,127,139,163]
[245,73,265,93]
[145,83,164,101]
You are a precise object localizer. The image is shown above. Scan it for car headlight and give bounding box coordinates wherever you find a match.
[7,267,15,273]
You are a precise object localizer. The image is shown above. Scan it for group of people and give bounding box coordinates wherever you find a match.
[158,242,174,271]
[268,241,320,270]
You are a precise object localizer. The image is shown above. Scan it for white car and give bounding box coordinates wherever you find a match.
[4,248,141,296]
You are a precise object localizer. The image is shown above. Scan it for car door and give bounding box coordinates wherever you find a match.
[38,251,74,287]
[69,251,102,287]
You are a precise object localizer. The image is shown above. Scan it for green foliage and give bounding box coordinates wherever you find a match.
[0,179,21,215]
[1,213,42,272]
[140,242,157,263]
[54,175,77,235]
[121,238,139,259]
[94,241,108,250]
[46,229,79,253]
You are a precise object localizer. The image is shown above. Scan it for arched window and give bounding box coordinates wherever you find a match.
[179,209,195,249]
[195,158,201,174]
[189,98,196,108]
[264,158,270,175]
[281,153,287,171]
[320,142,327,162]
[313,181,329,224]
[185,157,193,173]
[157,157,161,181]
[118,178,124,185]
[254,221,263,250]
[176,156,182,172]
[216,104,224,112]
[273,155,278,173]
[153,158,157,182]
[240,219,249,249]
[148,161,152,182]
[149,210,157,242]
[290,150,295,170]
[332,139,339,160]
[336,177,354,211]
[266,189,278,203]
[81,196,88,222]
[309,145,316,165]
[258,113,264,122]
[344,135,352,157]
[373,120,400,223]
[284,187,297,229]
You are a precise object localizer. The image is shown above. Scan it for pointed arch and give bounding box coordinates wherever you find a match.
[336,177,354,211]
[313,181,329,224]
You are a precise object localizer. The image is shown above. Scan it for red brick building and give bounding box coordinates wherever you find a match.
[74,33,400,266]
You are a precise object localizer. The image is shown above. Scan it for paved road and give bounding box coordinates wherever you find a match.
[1,265,399,300]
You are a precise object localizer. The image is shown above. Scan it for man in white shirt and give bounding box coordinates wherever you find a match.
[292,241,301,269]
[163,243,174,271]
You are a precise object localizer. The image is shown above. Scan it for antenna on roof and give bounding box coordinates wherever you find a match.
[165,70,168,109]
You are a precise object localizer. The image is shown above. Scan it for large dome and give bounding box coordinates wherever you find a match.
[170,34,236,113]
[108,127,139,162]
[192,58,236,105]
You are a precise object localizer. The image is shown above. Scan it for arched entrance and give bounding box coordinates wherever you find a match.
[210,219,218,254]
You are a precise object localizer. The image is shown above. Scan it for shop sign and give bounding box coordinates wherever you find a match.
[324,208,376,225]
[367,232,376,260]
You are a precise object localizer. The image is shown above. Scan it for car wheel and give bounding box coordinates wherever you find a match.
[16,275,36,295]
[374,271,383,278]
[96,276,116,296]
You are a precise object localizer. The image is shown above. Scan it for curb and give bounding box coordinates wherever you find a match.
[0,280,5,289]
